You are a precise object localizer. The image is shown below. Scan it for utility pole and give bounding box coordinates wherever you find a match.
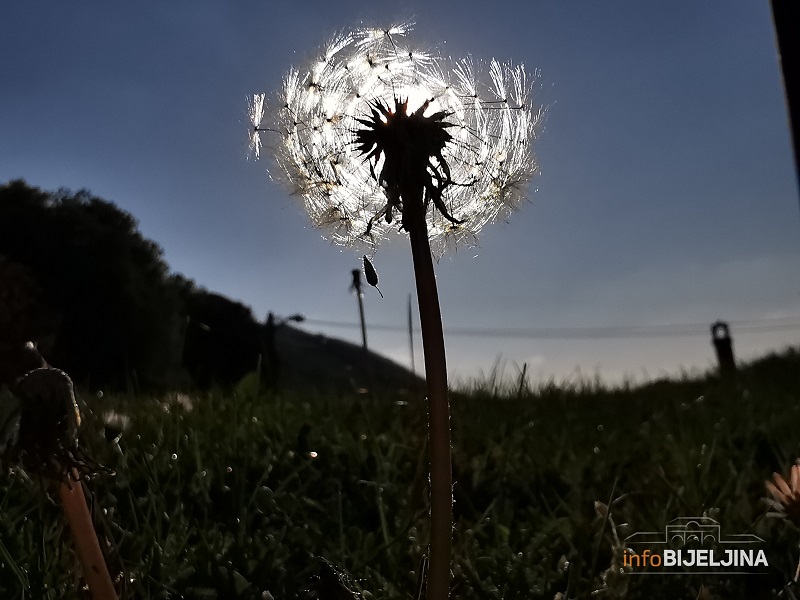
[351,269,368,350]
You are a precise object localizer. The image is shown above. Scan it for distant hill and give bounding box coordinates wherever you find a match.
[268,324,422,394]
[0,180,422,393]
[179,287,422,394]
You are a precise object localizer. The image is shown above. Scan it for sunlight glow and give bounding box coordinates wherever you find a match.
[251,23,544,251]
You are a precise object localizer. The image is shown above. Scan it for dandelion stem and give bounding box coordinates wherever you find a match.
[58,476,117,600]
[406,186,452,600]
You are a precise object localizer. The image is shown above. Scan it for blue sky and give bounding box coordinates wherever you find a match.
[1,2,798,384]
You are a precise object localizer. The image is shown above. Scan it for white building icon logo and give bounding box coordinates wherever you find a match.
[623,517,767,573]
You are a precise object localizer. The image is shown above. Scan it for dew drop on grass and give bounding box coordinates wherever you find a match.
[252,416,259,423]
[201,470,207,477]
[597,424,604,432]
[309,451,318,458]
[593,447,600,454]
[227,466,233,473]
[557,555,569,573]
[360,434,367,441]
[171,453,178,460]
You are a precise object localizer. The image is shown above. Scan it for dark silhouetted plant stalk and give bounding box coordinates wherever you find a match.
[350,269,369,350]
[406,188,453,600]
[2,350,118,600]
[251,23,541,599]
[58,474,118,600]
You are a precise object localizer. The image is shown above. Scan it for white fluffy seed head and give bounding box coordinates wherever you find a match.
[252,23,544,253]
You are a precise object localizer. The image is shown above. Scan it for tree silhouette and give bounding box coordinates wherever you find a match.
[1,180,419,393]
[0,180,184,388]
[181,291,261,388]
[0,257,52,386]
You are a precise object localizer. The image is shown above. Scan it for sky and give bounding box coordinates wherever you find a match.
[1,2,799,386]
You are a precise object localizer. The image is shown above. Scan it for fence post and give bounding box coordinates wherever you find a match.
[710,320,736,380]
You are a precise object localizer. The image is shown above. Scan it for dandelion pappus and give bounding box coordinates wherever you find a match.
[252,23,541,250]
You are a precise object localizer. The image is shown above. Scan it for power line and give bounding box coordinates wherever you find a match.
[301,317,800,341]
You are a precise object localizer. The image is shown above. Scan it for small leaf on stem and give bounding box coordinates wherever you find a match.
[363,256,383,298]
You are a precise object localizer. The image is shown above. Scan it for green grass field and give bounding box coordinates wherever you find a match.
[2,349,800,599]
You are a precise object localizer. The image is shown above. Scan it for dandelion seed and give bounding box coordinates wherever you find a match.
[248,93,266,158]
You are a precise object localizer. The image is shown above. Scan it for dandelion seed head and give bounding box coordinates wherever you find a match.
[252,23,543,252]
